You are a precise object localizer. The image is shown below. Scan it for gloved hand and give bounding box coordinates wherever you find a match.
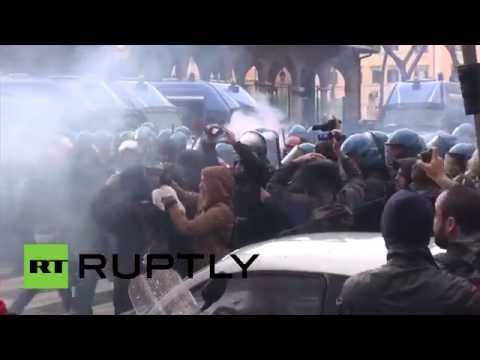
[152,186,186,214]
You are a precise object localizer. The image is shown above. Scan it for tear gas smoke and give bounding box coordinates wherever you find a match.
[227,93,287,146]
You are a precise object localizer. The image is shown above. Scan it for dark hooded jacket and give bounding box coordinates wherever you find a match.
[435,233,480,288]
[267,158,364,235]
[338,190,480,315]
[229,141,283,247]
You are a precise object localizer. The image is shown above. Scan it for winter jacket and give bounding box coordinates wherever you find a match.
[267,158,366,234]
[435,233,480,288]
[338,247,480,314]
[339,190,480,315]
[168,166,235,269]
[279,202,354,237]
[232,141,273,218]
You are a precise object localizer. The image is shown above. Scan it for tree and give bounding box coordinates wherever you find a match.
[377,45,429,114]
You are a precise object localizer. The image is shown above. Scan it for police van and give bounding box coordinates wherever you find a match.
[381,79,473,134]
[151,80,258,135]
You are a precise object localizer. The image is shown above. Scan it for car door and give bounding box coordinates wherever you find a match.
[191,271,339,315]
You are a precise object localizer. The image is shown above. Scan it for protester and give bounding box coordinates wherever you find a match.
[267,134,366,236]
[9,136,75,314]
[91,164,157,314]
[418,147,479,191]
[338,190,480,314]
[433,186,480,286]
[163,166,235,271]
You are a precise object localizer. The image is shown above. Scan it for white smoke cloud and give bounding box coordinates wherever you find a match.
[227,93,287,146]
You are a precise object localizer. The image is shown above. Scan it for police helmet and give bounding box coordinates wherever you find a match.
[158,128,174,143]
[239,131,268,159]
[452,123,475,143]
[287,124,307,139]
[427,133,458,158]
[385,128,426,157]
[118,130,134,142]
[174,126,192,138]
[134,126,156,142]
[298,142,316,153]
[141,122,157,133]
[341,132,383,168]
[447,143,476,160]
[170,131,188,152]
[215,143,239,166]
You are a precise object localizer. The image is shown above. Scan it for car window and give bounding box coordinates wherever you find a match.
[192,272,330,315]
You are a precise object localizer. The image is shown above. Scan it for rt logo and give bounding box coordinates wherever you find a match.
[23,244,69,289]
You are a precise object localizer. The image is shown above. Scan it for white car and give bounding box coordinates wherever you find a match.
[128,232,445,315]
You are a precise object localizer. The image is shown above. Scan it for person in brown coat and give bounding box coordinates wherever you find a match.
[162,166,235,270]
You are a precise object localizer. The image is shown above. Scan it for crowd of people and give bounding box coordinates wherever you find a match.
[4,115,480,315]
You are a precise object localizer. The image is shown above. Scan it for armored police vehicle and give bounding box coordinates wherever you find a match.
[381,79,473,135]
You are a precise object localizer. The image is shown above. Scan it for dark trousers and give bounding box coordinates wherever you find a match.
[9,288,72,314]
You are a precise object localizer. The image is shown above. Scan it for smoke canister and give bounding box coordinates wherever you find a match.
[281,143,316,166]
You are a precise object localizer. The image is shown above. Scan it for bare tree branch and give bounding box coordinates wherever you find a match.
[379,52,388,114]
[404,45,417,67]
[383,45,408,80]
[406,45,427,79]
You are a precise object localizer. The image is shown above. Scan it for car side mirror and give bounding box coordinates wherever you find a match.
[200,277,229,312]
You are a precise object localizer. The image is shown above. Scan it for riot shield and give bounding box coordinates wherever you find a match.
[255,128,282,169]
[128,269,200,315]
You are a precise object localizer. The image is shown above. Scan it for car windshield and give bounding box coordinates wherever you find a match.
[386,81,443,106]
[110,81,174,109]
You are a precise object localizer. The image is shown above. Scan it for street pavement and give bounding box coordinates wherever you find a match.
[0,262,115,315]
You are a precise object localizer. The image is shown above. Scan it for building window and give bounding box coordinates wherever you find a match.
[387,68,399,83]
[371,67,383,84]
[417,65,429,79]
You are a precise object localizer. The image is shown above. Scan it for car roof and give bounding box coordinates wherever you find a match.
[190,233,445,283]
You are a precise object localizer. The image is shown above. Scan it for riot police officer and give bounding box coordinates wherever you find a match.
[445,143,476,179]
[427,133,458,158]
[341,131,391,231]
[452,123,476,144]
[385,128,426,166]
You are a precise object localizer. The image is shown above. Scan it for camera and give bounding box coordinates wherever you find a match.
[418,149,433,163]
[311,116,342,132]
[317,131,344,142]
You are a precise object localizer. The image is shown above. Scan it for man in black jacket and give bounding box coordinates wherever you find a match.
[338,190,480,314]
[221,129,285,248]
[433,186,480,287]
